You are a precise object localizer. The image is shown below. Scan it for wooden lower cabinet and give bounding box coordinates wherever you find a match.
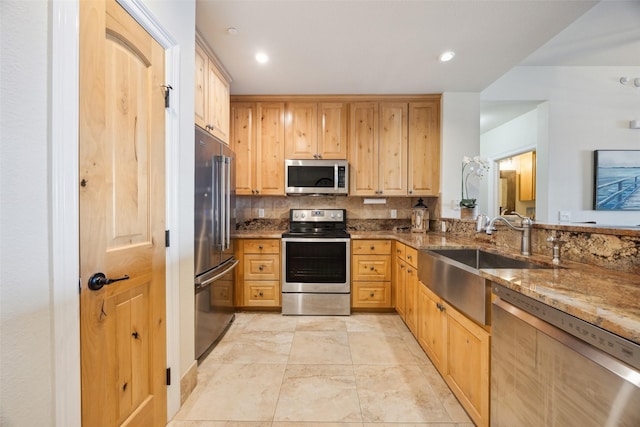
[415,283,490,427]
[417,284,446,370]
[394,242,419,334]
[351,240,392,308]
[444,305,490,427]
[235,239,281,308]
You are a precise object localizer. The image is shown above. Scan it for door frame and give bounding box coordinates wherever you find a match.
[51,0,180,424]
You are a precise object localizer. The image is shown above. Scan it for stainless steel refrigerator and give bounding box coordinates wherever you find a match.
[194,125,237,362]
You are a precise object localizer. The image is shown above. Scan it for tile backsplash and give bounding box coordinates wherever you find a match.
[236,195,439,224]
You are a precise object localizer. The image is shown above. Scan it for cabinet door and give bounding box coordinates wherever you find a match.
[445,304,490,427]
[394,256,406,318]
[318,103,348,159]
[352,282,391,308]
[349,102,379,195]
[417,284,445,370]
[257,102,286,195]
[519,151,536,201]
[231,103,256,195]
[285,102,318,159]
[379,102,407,196]
[207,62,230,143]
[408,101,440,196]
[404,262,419,334]
[194,43,208,130]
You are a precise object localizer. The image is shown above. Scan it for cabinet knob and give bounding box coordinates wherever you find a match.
[370,292,375,298]
[370,246,375,250]
[407,255,412,260]
[258,291,264,297]
[258,245,263,250]
[407,269,413,273]
[370,266,375,271]
[258,265,264,271]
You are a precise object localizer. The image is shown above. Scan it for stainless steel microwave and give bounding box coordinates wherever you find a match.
[285,159,349,195]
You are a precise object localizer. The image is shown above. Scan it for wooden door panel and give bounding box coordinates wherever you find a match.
[349,102,378,195]
[80,1,166,426]
[379,102,407,195]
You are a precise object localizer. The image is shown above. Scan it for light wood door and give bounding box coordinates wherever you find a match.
[408,101,440,196]
[207,61,230,142]
[318,102,348,159]
[194,43,207,130]
[256,102,286,195]
[445,303,490,427]
[79,1,166,426]
[417,285,446,370]
[404,263,419,334]
[349,102,379,195]
[394,256,406,318]
[285,102,318,159]
[231,102,256,195]
[379,102,407,196]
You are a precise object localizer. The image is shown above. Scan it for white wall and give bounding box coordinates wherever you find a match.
[1,1,54,425]
[480,106,548,219]
[482,66,640,226]
[0,0,195,425]
[440,92,481,219]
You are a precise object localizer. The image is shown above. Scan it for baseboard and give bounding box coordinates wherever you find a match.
[180,361,198,405]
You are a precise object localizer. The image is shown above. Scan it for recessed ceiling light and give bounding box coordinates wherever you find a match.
[255,52,269,64]
[439,51,455,62]
[227,27,238,36]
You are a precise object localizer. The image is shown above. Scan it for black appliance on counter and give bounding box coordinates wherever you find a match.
[281,208,350,315]
[194,126,238,362]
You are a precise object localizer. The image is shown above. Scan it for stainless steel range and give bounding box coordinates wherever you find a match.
[281,208,350,315]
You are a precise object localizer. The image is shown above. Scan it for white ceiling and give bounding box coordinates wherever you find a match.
[196,0,640,128]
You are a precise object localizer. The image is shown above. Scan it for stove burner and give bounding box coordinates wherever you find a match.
[283,208,349,238]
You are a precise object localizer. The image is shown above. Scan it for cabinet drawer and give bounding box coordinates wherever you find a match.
[352,281,391,307]
[243,239,280,254]
[352,255,391,281]
[394,242,406,259]
[405,246,418,267]
[244,254,280,280]
[243,281,280,306]
[352,239,392,255]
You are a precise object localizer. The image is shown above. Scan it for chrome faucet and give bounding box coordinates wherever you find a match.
[484,212,533,256]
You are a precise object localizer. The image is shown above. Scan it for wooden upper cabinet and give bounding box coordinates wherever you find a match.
[285,102,317,159]
[285,102,348,159]
[318,103,348,159]
[231,102,285,196]
[257,103,286,195]
[194,43,208,129]
[408,100,440,196]
[208,62,230,142]
[349,102,379,195]
[379,102,408,196]
[231,103,255,195]
[195,37,230,143]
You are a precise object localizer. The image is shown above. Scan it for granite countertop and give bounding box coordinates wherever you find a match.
[235,229,640,345]
[352,231,640,345]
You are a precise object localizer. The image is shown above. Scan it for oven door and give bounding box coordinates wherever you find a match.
[282,237,350,293]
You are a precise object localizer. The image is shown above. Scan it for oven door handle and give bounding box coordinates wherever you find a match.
[281,237,351,243]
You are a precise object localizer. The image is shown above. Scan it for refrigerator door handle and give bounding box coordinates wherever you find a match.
[223,156,231,250]
[195,258,239,289]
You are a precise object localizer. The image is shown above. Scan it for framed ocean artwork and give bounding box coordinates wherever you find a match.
[593,150,640,211]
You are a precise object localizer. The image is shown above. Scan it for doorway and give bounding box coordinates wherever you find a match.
[497,151,536,219]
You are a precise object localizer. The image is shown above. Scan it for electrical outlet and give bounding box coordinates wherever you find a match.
[452,199,461,211]
[390,209,397,219]
[558,211,571,222]
[258,208,265,218]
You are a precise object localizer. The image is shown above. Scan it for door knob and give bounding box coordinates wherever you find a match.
[88,272,130,291]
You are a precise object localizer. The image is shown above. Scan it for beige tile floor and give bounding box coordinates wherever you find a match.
[169,312,475,427]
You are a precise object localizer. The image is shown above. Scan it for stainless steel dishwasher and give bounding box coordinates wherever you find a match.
[491,283,640,427]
